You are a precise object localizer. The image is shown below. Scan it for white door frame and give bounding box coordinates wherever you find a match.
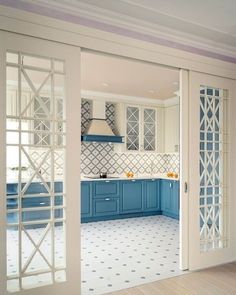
[0,30,81,295]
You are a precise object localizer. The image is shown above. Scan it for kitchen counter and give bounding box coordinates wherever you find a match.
[81,173,179,181]
[6,174,179,184]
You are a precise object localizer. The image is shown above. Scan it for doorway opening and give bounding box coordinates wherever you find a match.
[80,50,185,294]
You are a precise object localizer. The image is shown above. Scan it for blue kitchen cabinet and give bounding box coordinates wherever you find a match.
[92,180,120,217]
[81,181,92,218]
[93,197,119,217]
[172,181,179,217]
[144,179,161,212]
[7,181,63,225]
[161,179,179,219]
[120,180,144,213]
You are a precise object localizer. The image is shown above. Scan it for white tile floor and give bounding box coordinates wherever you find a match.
[6,215,185,294]
[81,215,186,295]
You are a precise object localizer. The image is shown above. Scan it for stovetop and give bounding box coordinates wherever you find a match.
[85,176,120,179]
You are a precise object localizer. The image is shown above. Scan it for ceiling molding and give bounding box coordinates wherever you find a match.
[164,96,180,107]
[81,90,178,107]
[1,0,236,64]
[3,0,236,61]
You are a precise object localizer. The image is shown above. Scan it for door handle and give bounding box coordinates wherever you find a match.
[184,182,188,193]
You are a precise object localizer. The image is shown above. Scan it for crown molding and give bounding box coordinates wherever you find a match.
[81,90,178,107]
[164,96,180,107]
[12,0,236,59]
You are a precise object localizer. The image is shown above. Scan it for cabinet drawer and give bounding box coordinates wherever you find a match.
[7,183,18,195]
[93,181,119,198]
[93,198,119,216]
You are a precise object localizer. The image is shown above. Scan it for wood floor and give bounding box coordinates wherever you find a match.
[107,262,236,295]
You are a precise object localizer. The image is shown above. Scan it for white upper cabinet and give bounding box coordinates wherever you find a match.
[116,103,163,152]
[164,103,180,153]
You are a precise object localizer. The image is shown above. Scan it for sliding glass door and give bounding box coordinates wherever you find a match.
[188,71,235,270]
[0,31,81,295]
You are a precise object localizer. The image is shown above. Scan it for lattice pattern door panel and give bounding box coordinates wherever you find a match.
[199,86,227,252]
[126,106,139,151]
[6,51,66,292]
[143,108,156,151]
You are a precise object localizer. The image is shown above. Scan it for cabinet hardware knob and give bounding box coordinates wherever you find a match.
[105,180,110,183]
[131,180,136,182]
[105,198,110,201]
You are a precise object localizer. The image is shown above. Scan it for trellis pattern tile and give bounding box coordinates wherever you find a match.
[81,216,185,295]
[80,99,179,175]
[81,99,91,134]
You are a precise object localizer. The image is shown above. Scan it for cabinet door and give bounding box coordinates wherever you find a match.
[161,180,172,213]
[144,179,160,211]
[126,106,140,151]
[81,182,92,218]
[143,108,156,151]
[121,180,143,213]
[172,181,180,218]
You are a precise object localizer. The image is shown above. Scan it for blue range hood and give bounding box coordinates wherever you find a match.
[81,134,123,143]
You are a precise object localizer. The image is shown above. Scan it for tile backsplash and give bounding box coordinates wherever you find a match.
[81,99,179,175]
[81,142,179,175]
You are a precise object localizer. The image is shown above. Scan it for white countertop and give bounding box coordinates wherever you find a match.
[81,173,179,181]
[6,174,179,184]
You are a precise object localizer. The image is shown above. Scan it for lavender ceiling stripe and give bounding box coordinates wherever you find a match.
[1,0,236,64]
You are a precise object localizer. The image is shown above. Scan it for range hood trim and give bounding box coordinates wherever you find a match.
[81,134,124,143]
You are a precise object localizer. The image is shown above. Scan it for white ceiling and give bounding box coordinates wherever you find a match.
[45,0,236,54]
[81,51,179,100]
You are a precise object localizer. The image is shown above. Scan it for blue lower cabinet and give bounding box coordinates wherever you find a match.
[93,198,119,216]
[81,182,92,218]
[161,179,179,219]
[6,181,64,225]
[144,179,160,212]
[172,181,179,218]
[120,180,144,213]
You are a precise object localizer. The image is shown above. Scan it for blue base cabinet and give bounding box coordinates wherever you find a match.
[7,178,179,225]
[81,179,162,222]
[92,180,120,218]
[7,181,64,227]
[120,180,144,213]
[160,179,179,219]
[144,179,160,212]
[81,181,92,218]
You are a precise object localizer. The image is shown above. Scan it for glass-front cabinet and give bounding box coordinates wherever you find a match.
[126,105,157,152]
